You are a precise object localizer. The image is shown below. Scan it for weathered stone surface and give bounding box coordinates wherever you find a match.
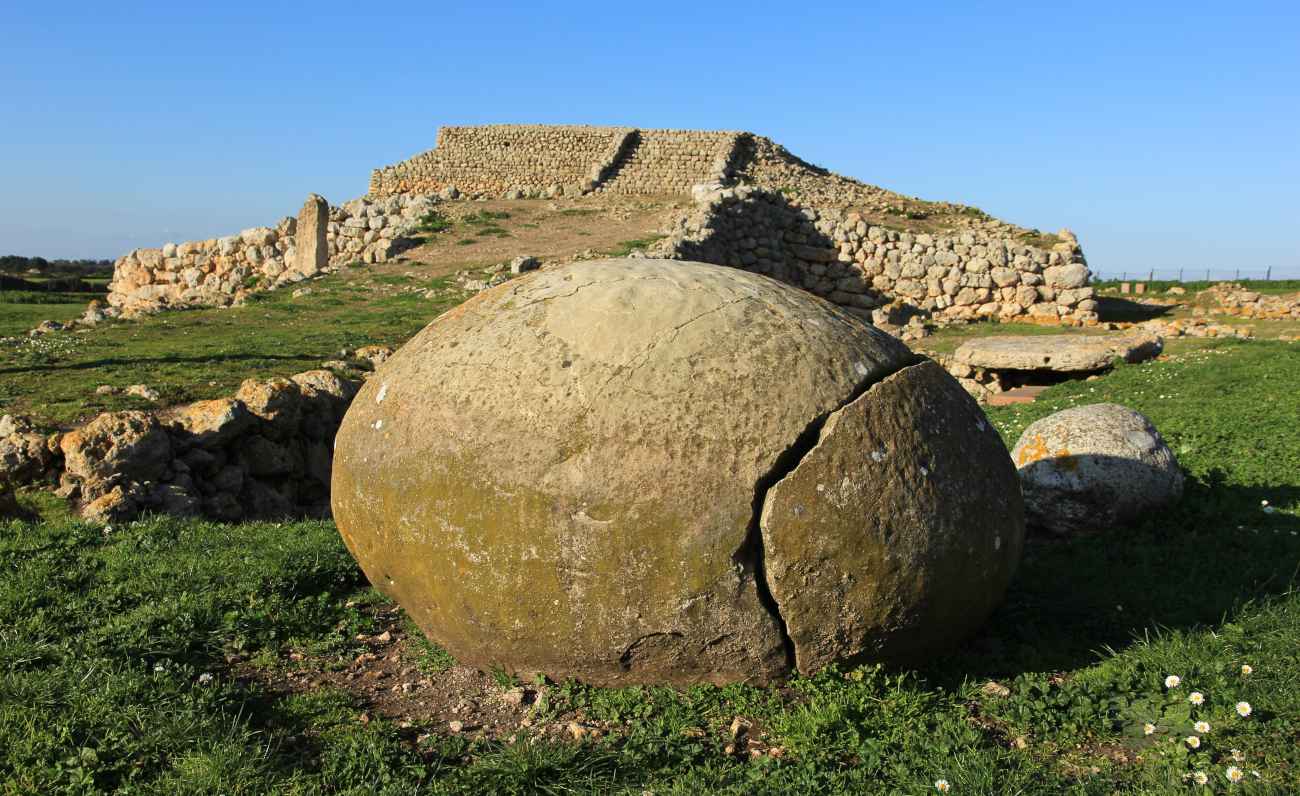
[760,360,1023,672]
[0,415,59,485]
[954,333,1163,373]
[167,398,253,449]
[60,411,171,487]
[332,258,1021,686]
[235,378,302,429]
[1011,403,1184,535]
[294,194,329,277]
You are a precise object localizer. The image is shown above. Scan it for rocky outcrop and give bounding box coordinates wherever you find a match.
[0,414,61,485]
[57,370,360,523]
[1011,404,1184,535]
[331,259,1024,686]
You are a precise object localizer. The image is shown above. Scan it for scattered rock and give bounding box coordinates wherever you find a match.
[125,384,160,402]
[0,416,60,485]
[509,255,540,275]
[332,259,1023,685]
[95,385,120,396]
[1011,403,1184,535]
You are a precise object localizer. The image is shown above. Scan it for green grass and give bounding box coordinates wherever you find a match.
[0,273,467,427]
[2,340,1297,792]
[603,236,665,257]
[0,289,103,338]
[1092,279,1300,297]
[414,211,454,234]
[461,210,512,226]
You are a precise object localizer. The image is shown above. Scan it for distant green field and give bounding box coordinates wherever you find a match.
[3,341,1297,793]
[0,268,471,426]
[1092,278,1300,297]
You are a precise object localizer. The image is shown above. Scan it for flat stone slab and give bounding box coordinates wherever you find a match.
[954,334,1162,373]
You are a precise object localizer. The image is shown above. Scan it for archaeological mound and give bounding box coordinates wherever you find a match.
[331,259,1025,685]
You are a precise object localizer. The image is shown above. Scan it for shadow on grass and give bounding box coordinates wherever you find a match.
[924,474,1300,685]
[1095,296,1176,323]
[0,352,317,376]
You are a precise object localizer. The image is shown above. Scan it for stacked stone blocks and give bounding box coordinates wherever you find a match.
[654,187,1096,325]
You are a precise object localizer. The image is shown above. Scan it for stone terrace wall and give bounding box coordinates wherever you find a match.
[108,194,436,313]
[653,186,1097,325]
[596,130,740,195]
[369,125,634,199]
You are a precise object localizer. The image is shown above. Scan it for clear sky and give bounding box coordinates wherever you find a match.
[2,1,1297,277]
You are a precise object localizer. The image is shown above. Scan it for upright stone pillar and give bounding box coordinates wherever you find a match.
[295,194,329,276]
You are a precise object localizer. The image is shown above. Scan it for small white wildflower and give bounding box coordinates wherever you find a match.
[1195,721,1211,733]
[1240,664,1252,676]
[1230,749,1244,761]
[1165,675,1182,688]
[1192,771,1208,785]
[1185,735,1201,749]
[1189,691,1205,705]
[1143,722,1156,736]
[153,662,165,673]
[197,672,214,685]
[935,780,951,793]
[1235,701,1252,717]
[1225,765,1244,783]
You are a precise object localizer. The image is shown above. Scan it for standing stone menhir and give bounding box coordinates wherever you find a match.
[331,259,1025,686]
[294,193,329,277]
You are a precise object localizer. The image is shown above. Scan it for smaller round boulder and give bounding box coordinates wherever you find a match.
[1011,403,1183,535]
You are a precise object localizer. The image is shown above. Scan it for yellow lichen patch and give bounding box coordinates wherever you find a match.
[1016,434,1051,466]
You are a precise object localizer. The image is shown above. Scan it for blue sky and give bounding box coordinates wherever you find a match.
[2,1,1297,277]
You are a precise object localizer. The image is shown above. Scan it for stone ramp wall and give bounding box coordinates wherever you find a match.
[653,186,1097,326]
[368,125,634,198]
[596,130,740,195]
[108,194,436,314]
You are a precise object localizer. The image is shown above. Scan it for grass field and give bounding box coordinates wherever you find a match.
[3,339,1297,794]
[0,268,471,427]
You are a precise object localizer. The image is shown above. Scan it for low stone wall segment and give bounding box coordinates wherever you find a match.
[652,186,1096,325]
[108,193,436,313]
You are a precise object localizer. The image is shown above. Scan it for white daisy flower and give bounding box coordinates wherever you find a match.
[1165,675,1182,688]
[1186,735,1201,749]
[1195,721,1211,733]
[1225,766,1244,783]
[1230,749,1244,762]
[1192,771,1208,785]
[935,780,951,793]
[1189,691,1205,705]
[1235,701,1252,717]
[1143,722,1156,736]
[1240,664,1252,676]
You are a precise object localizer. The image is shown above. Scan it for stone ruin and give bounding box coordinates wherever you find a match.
[107,193,437,315]
[105,124,1094,326]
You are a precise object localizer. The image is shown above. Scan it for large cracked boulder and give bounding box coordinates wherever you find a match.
[332,259,1024,686]
[1012,403,1184,535]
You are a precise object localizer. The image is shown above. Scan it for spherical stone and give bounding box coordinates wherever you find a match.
[1011,403,1184,535]
[331,259,1024,686]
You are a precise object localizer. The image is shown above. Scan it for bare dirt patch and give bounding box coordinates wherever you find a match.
[393,195,687,279]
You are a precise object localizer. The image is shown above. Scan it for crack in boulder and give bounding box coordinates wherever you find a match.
[732,353,920,672]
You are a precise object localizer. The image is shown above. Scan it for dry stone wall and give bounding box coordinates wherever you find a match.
[653,186,1097,325]
[369,125,633,198]
[108,193,436,313]
[595,130,740,195]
